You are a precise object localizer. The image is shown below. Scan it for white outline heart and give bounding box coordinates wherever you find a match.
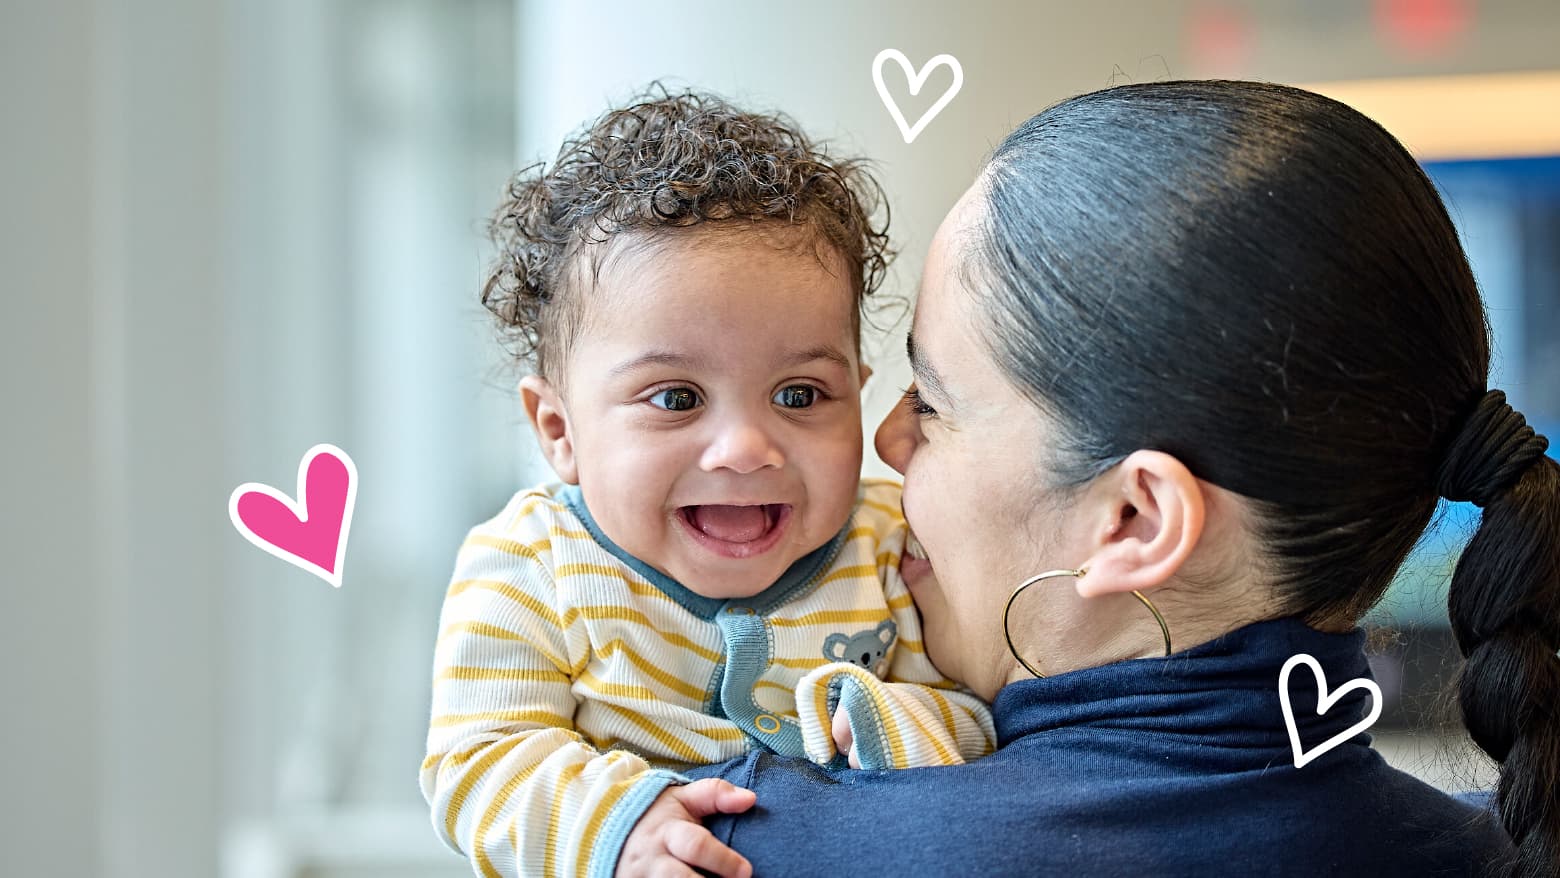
[872,48,964,144]
[1279,652,1383,769]
[228,443,358,588]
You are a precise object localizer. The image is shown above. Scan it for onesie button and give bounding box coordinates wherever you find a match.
[754,714,782,734]
[726,606,755,615]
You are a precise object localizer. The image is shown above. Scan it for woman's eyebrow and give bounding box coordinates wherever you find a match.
[906,332,953,402]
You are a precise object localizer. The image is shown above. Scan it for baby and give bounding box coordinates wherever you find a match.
[421,88,994,878]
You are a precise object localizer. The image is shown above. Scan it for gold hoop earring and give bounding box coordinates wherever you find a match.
[1002,567,1173,679]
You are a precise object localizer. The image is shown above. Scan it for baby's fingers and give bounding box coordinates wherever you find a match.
[671,778,757,817]
[664,820,753,878]
[831,707,855,757]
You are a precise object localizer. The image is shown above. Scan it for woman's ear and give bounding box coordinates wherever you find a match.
[1075,450,1205,599]
[519,375,579,484]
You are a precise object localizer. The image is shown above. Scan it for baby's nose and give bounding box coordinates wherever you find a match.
[700,420,784,474]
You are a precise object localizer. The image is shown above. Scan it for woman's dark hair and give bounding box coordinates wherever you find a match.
[973,79,1559,877]
[482,84,892,379]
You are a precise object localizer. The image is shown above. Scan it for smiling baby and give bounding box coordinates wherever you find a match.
[420,87,994,878]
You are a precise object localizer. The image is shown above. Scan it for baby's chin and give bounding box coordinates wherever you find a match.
[670,546,811,601]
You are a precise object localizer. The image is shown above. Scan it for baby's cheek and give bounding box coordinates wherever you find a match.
[818,440,866,507]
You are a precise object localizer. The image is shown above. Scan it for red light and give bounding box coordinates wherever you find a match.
[1186,4,1254,76]
[1375,0,1471,56]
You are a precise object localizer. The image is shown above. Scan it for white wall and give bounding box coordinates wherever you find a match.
[3,2,102,874]
[4,2,509,876]
[3,1,229,875]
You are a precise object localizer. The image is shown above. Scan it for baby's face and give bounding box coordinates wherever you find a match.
[542,228,866,600]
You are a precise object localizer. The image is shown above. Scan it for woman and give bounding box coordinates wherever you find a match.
[670,80,1557,877]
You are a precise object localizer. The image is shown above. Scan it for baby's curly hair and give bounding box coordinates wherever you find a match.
[482,85,894,378]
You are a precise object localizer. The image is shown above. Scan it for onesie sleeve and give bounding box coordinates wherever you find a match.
[794,485,997,770]
[794,618,997,769]
[420,493,682,878]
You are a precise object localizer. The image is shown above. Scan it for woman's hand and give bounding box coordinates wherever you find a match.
[615,779,756,877]
[832,706,861,769]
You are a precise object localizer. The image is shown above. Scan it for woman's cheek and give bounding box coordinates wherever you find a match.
[902,469,943,561]
[899,458,926,532]
[920,594,960,682]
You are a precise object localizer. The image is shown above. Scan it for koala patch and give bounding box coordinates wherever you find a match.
[822,619,898,676]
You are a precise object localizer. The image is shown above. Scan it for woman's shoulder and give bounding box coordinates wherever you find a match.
[697,741,1512,877]
[1331,760,1513,873]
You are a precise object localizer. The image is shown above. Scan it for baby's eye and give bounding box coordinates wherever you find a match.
[773,385,818,408]
[649,388,701,412]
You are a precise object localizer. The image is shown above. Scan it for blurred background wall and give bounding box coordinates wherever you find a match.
[4,1,1557,876]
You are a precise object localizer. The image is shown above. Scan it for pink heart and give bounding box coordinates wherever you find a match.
[228,444,358,587]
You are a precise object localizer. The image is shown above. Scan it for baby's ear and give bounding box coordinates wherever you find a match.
[520,375,578,484]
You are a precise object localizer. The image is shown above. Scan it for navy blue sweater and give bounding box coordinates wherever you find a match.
[693,618,1511,877]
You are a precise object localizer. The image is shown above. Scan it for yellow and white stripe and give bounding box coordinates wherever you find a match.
[420,479,994,878]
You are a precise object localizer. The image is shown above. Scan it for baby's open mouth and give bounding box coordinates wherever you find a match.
[680,504,784,542]
[676,503,791,558]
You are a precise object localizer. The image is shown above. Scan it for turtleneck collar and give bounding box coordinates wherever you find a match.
[992,617,1377,758]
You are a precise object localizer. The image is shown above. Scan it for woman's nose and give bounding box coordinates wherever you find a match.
[874,397,917,475]
[700,417,785,474]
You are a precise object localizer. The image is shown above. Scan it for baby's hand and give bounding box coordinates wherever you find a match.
[832,706,861,769]
[615,778,756,878]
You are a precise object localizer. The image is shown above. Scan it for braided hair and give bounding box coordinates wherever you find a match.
[1441,392,1559,877]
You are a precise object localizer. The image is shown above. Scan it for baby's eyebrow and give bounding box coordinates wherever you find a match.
[608,345,851,377]
[608,351,711,376]
[782,345,852,371]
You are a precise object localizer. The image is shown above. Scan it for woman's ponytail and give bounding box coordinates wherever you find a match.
[1441,391,1560,878]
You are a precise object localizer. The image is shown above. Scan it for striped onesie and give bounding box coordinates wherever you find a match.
[420,478,996,878]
